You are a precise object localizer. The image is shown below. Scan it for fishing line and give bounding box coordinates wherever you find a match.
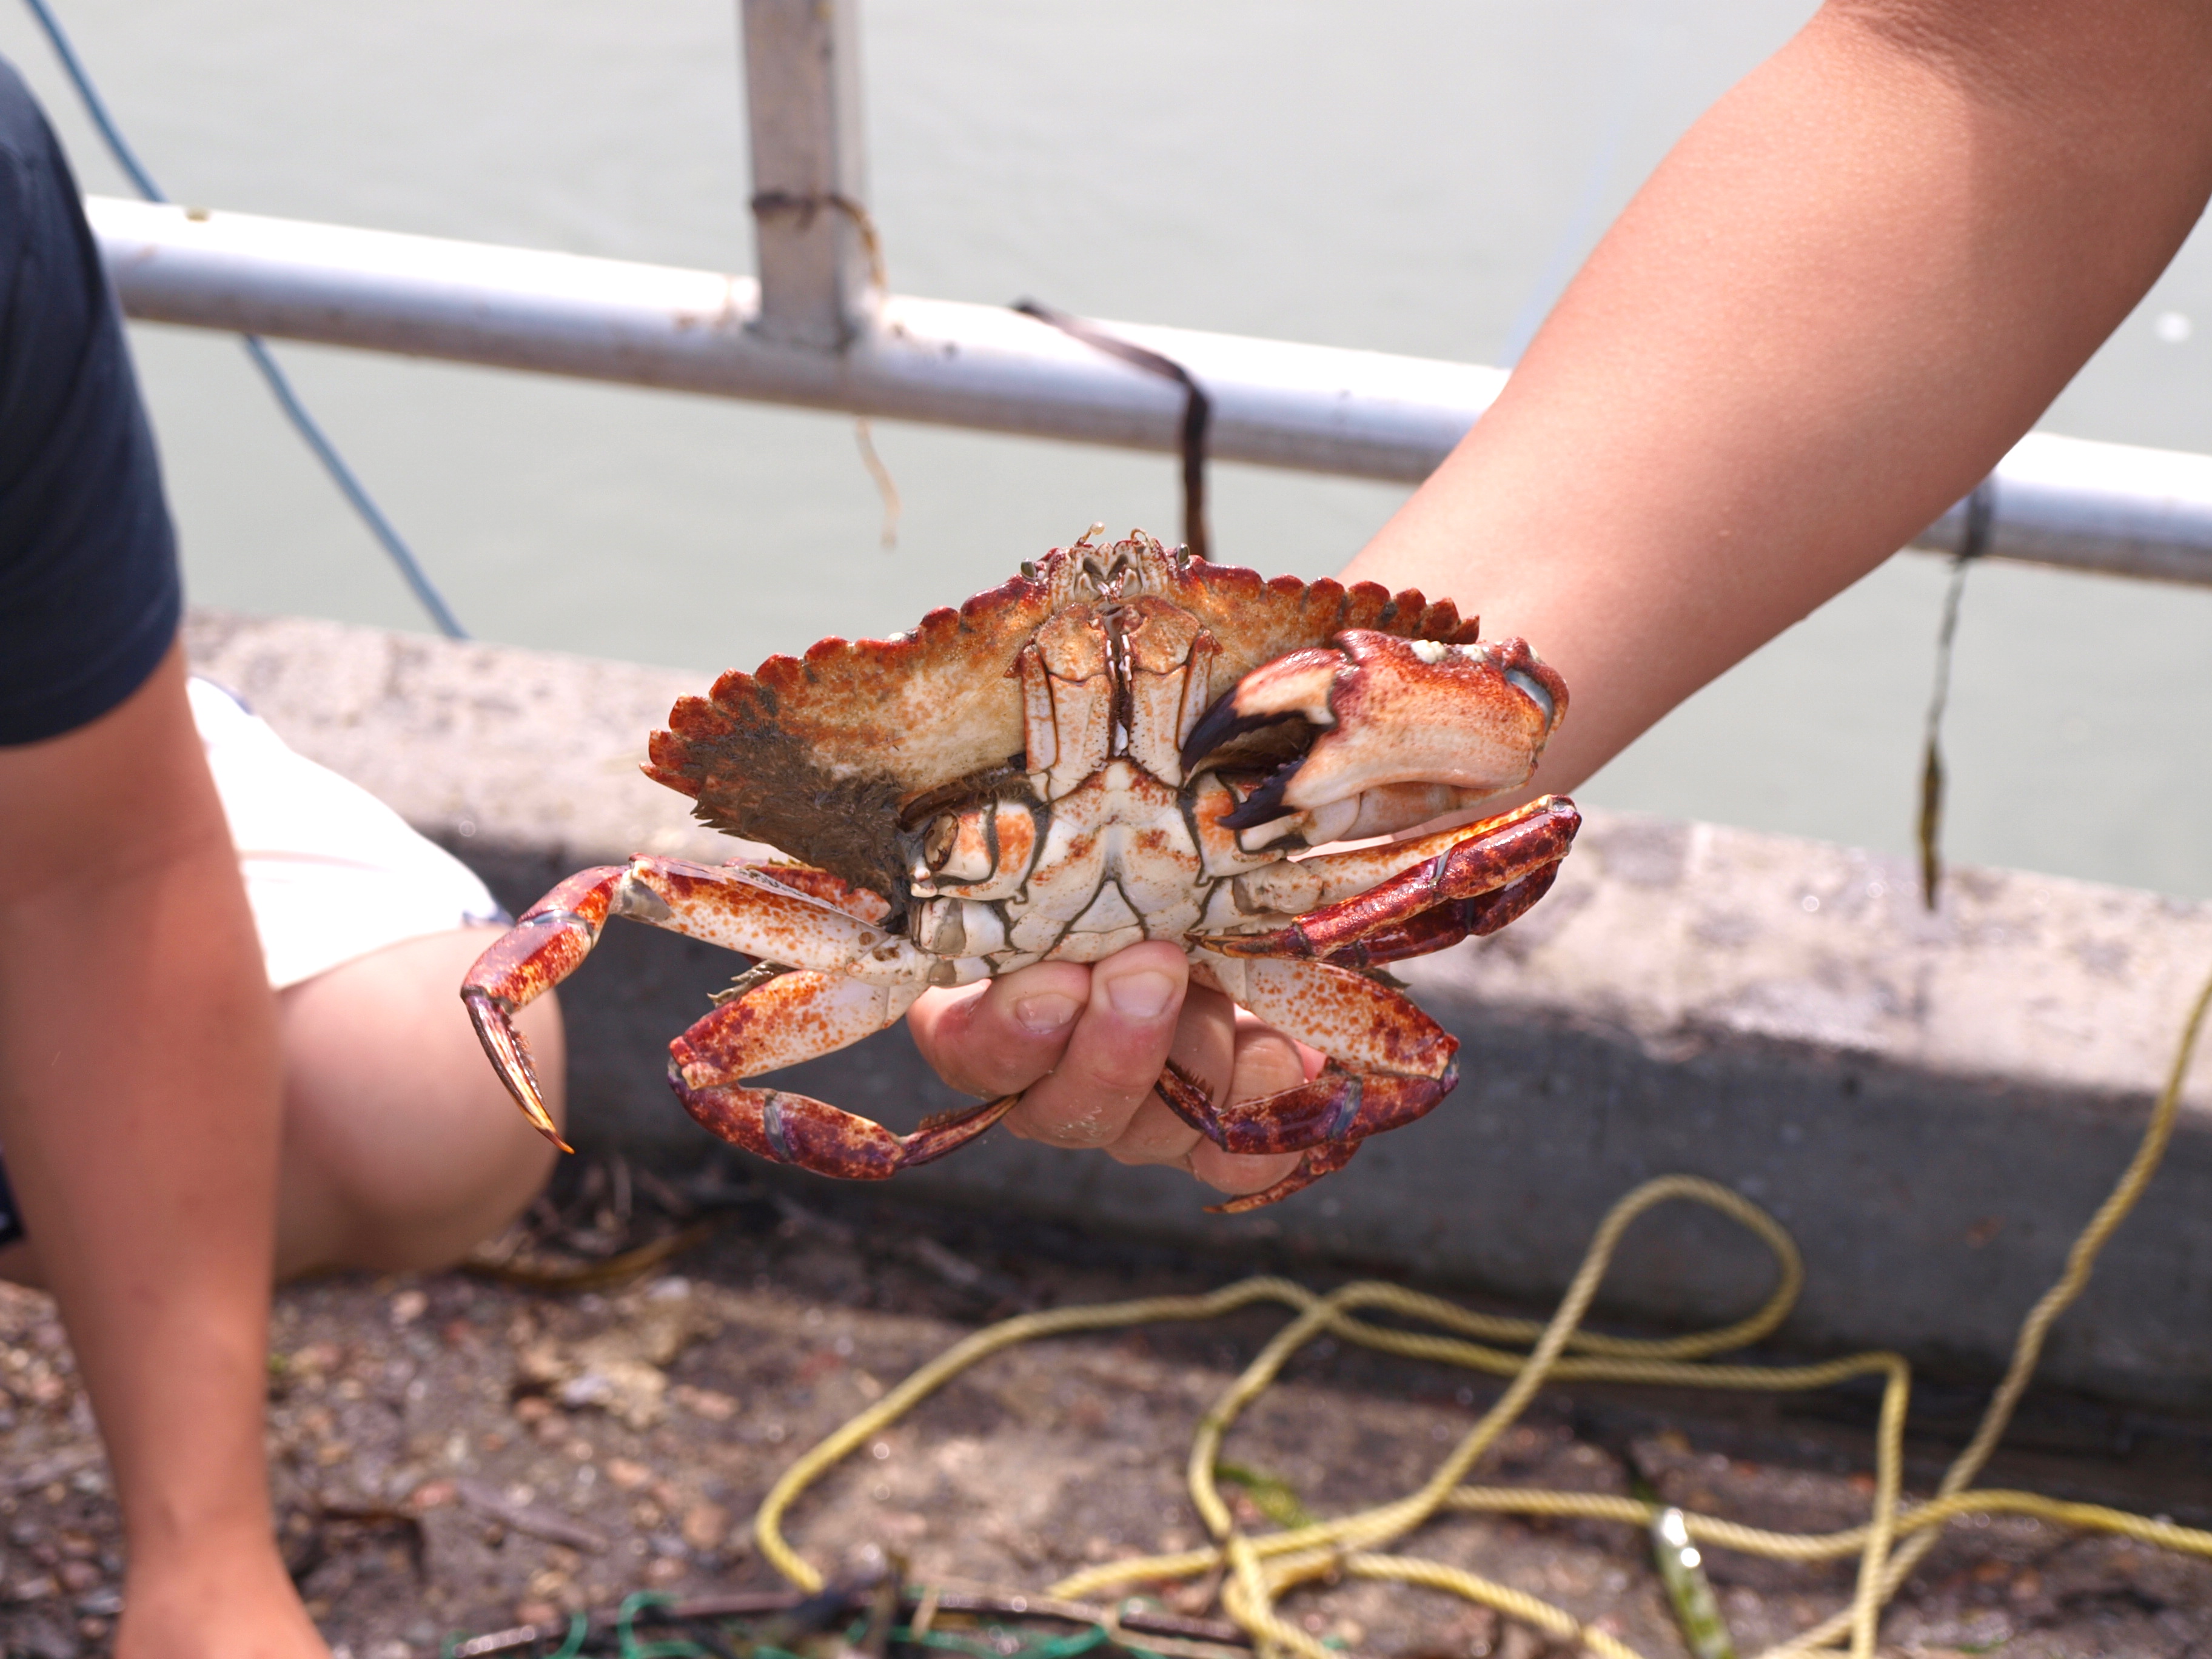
[18,0,470,638]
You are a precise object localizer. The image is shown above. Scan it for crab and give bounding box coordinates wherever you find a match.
[461,529,1578,1211]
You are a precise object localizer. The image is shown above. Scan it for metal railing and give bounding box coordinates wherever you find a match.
[85,0,2212,589]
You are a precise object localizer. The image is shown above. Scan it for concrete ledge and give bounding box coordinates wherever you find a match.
[185,610,2212,1409]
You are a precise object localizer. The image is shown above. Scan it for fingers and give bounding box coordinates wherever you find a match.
[906,940,1319,1202]
[1185,1021,1306,1196]
[1093,983,1239,1166]
[907,958,1091,1099]
[1004,942,1199,1148]
[1099,999,1305,1197]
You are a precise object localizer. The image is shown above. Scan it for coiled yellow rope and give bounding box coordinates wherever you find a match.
[753,962,2212,1659]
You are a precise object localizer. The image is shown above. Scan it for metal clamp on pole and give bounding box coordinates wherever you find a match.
[740,0,878,349]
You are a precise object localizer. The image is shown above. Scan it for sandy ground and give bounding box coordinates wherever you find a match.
[0,1158,2208,1659]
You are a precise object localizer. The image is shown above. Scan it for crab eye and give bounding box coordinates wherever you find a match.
[923,813,961,873]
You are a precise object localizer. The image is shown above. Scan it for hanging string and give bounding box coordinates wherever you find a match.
[1917,478,1995,910]
[1013,300,1212,564]
[749,189,903,551]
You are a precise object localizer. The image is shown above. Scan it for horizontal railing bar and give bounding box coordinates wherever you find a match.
[1913,435,2212,585]
[90,196,1496,484]
[91,196,2212,586]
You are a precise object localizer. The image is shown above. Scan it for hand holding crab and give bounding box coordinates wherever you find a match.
[462,530,1577,1210]
[910,939,1326,1201]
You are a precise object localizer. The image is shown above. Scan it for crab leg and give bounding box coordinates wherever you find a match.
[1168,948,1463,1211]
[666,970,1014,1178]
[1156,1064,1443,1213]
[1208,794,1579,964]
[739,862,895,924]
[1288,860,1564,970]
[460,856,916,1150]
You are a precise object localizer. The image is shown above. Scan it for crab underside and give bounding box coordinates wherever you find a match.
[463,530,1578,1211]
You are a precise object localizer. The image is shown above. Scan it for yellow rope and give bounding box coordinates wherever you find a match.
[1754,955,2212,1659]
[752,962,2212,1659]
[1436,1484,2212,1561]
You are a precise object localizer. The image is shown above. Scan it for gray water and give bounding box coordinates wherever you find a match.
[8,1,2212,898]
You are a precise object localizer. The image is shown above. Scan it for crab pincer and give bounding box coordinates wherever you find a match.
[1181,629,1567,848]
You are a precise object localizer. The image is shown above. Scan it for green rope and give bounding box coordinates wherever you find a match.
[896,1621,1167,1659]
[618,1591,712,1658]
[440,1593,1176,1659]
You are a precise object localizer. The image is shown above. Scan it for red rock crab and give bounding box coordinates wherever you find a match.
[462,530,1578,1210]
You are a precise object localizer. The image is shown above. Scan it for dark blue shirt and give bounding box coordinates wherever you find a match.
[0,56,178,746]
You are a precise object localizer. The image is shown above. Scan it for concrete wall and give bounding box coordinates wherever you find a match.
[184,610,2212,1409]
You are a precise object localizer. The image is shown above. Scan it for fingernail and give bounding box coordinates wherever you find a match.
[1105,970,1178,1020]
[1013,993,1080,1034]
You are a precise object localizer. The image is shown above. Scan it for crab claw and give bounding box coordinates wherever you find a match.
[1181,629,1567,840]
[464,986,572,1152]
[1183,631,1566,826]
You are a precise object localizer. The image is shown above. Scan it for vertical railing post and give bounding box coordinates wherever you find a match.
[739,0,877,349]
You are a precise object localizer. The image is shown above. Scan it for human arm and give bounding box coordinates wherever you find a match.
[1341,0,2212,786]
[911,0,2212,1188]
[0,645,325,1658]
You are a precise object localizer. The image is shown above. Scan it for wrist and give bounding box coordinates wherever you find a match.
[118,1529,326,1659]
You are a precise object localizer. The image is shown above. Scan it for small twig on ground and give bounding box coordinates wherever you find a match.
[452,1477,611,1553]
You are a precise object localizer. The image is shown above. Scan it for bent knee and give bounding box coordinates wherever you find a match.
[276,928,569,1275]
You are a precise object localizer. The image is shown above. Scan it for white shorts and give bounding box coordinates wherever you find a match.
[188,677,506,991]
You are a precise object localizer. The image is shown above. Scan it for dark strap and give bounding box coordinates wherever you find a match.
[1013,298,1212,563]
